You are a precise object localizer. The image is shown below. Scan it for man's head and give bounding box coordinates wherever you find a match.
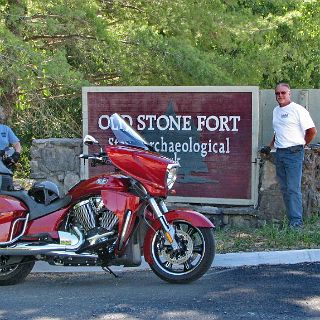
[275,83,291,107]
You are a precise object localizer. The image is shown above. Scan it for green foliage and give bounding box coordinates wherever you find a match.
[216,214,320,253]
[1,0,320,162]
[14,145,30,179]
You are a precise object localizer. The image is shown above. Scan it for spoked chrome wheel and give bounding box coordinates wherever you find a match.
[150,220,215,283]
[0,256,35,286]
[0,263,19,275]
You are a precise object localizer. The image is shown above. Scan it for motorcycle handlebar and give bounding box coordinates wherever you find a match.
[79,153,111,166]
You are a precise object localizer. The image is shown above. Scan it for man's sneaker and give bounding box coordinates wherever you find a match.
[289,223,303,231]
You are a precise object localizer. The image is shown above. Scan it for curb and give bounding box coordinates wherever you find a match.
[213,248,320,267]
[32,248,320,273]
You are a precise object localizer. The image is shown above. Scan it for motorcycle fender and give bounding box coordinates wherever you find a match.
[143,209,214,265]
[0,195,28,242]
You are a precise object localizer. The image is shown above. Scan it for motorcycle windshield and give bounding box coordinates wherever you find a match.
[110,113,151,150]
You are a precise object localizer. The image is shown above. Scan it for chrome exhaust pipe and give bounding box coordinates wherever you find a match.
[0,227,84,256]
[44,252,98,259]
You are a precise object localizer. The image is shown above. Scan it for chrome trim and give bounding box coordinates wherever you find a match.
[0,214,29,246]
[0,227,84,256]
[118,210,132,251]
[87,230,116,246]
[45,252,98,259]
[159,200,169,214]
[148,198,163,219]
[166,163,180,190]
[148,198,178,250]
[167,163,180,169]
[138,183,148,195]
[58,230,82,246]
[73,199,96,231]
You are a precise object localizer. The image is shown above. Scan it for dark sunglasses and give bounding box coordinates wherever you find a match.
[275,91,289,96]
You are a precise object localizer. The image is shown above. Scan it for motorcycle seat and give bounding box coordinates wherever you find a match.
[0,190,72,220]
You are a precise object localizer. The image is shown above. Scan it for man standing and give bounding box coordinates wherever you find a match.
[262,83,317,229]
[0,106,21,163]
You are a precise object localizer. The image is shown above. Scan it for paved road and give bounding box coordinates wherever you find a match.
[0,263,319,320]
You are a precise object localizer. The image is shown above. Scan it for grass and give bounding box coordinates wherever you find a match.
[215,214,320,254]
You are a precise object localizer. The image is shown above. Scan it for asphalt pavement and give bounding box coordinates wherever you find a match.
[32,248,320,273]
[3,262,320,320]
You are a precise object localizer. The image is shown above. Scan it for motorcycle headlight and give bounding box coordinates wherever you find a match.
[166,164,179,190]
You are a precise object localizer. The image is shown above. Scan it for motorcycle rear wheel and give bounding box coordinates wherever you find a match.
[0,256,35,286]
[149,220,215,283]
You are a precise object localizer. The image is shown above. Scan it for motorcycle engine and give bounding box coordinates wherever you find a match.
[72,196,118,234]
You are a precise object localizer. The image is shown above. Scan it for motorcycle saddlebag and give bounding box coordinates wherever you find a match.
[0,195,28,243]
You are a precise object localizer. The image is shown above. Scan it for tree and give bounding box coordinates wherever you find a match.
[1,0,319,146]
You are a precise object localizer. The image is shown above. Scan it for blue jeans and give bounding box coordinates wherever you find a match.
[275,145,304,226]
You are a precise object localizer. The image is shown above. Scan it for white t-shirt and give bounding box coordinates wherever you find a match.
[272,102,315,148]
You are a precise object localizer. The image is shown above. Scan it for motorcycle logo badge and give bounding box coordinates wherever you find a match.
[96,177,108,185]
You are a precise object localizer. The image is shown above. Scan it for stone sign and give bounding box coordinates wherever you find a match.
[82,87,259,205]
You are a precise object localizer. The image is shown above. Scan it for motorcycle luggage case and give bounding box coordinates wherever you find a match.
[0,195,28,243]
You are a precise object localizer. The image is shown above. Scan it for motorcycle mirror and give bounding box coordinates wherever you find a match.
[83,135,99,146]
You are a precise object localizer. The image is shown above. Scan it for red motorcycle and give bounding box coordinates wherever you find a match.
[0,113,215,285]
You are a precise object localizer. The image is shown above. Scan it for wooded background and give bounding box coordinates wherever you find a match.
[1,0,320,176]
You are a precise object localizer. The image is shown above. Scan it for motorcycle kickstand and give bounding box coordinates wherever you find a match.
[102,266,119,278]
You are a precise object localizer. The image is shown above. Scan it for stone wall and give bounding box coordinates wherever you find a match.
[30,139,320,227]
[30,138,82,194]
[258,147,320,224]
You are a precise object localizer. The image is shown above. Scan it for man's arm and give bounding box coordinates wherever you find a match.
[269,134,275,148]
[305,127,317,145]
[260,134,275,155]
[12,141,22,153]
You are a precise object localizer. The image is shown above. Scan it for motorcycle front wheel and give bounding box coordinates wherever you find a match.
[0,256,35,286]
[149,220,215,283]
